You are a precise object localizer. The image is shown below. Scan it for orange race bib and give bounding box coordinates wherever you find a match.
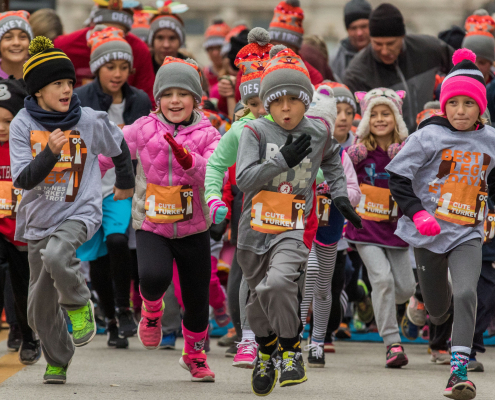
[355,184,398,222]
[145,184,193,224]
[250,191,305,234]
[0,181,21,219]
[434,181,486,226]
[316,195,331,227]
[484,212,495,243]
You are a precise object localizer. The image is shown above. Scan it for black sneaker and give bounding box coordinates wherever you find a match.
[279,351,307,387]
[251,349,279,396]
[116,307,138,338]
[306,343,325,368]
[19,339,42,365]
[225,342,237,358]
[444,371,476,399]
[107,320,129,349]
[7,324,22,352]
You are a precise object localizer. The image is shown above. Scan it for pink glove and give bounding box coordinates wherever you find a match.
[413,210,441,236]
[208,197,228,224]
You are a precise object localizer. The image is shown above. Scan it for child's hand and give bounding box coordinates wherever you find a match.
[413,210,441,236]
[218,76,236,98]
[208,197,228,224]
[164,133,193,170]
[113,187,134,201]
[280,133,312,168]
[48,128,68,156]
[333,196,363,229]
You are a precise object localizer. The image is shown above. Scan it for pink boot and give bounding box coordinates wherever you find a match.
[137,290,164,350]
[179,323,215,382]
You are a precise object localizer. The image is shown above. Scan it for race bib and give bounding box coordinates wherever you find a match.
[484,212,495,243]
[0,181,21,219]
[355,184,398,222]
[250,190,305,234]
[316,195,331,227]
[434,181,486,226]
[145,184,193,224]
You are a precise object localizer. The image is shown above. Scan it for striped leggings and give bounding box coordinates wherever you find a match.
[300,242,338,342]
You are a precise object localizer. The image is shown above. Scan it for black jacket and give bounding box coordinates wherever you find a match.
[74,78,152,125]
[344,34,454,133]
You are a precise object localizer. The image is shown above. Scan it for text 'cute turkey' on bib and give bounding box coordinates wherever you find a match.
[484,212,495,243]
[355,184,398,222]
[145,183,193,224]
[316,195,331,227]
[250,190,305,234]
[0,181,21,219]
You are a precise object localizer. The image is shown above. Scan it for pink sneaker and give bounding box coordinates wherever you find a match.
[137,303,164,350]
[213,304,231,328]
[232,339,258,369]
[179,351,215,382]
[386,343,408,368]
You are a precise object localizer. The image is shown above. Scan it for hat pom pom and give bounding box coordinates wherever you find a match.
[286,0,300,6]
[28,36,54,56]
[452,48,476,65]
[269,44,287,59]
[248,27,270,47]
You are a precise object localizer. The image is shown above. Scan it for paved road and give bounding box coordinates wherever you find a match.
[1,336,494,400]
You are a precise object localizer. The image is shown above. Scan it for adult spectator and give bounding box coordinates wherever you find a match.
[54,1,154,103]
[29,8,63,41]
[330,0,372,81]
[344,3,454,132]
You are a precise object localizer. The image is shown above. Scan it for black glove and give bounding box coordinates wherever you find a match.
[332,196,363,229]
[210,219,229,242]
[280,133,312,168]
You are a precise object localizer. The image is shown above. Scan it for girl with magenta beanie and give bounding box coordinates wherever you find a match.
[387,48,495,400]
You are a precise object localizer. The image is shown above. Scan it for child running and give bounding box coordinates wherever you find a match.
[0,11,32,79]
[387,49,495,400]
[235,45,361,396]
[9,36,134,384]
[100,56,220,382]
[345,88,416,368]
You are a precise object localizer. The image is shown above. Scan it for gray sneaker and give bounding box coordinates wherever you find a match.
[406,296,427,327]
[468,359,484,372]
[218,328,237,347]
[430,350,450,365]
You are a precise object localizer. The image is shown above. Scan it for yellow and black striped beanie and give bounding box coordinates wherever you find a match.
[23,36,76,96]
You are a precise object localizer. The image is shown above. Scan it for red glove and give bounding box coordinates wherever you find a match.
[164,133,193,170]
[412,210,441,236]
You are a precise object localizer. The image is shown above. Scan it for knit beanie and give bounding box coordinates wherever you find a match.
[234,28,273,103]
[355,88,408,140]
[203,18,231,49]
[461,9,495,63]
[268,0,304,49]
[369,3,405,37]
[416,100,440,127]
[318,81,356,113]
[260,45,313,111]
[148,2,188,47]
[0,10,33,42]
[92,0,138,32]
[221,20,249,56]
[344,0,372,29]
[227,29,249,72]
[153,56,202,106]
[0,77,27,117]
[440,48,487,115]
[88,25,133,74]
[438,26,466,51]
[130,10,153,42]
[23,36,76,96]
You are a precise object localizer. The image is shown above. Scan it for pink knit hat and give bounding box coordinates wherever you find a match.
[440,48,487,115]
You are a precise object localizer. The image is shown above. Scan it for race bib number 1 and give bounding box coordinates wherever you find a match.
[250,190,305,234]
[145,183,193,224]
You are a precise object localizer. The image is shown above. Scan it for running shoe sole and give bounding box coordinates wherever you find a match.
[43,358,72,384]
[179,357,215,382]
[74,300,97,347]
[251,370,278,396]
[386,353,409,368]
[443,382,476,400]
[307,362,325,368]
[137,323,162,350]
[467,361,484,372]
[406,304,426,327]
[232,359,256,369]
[279,375,308,387]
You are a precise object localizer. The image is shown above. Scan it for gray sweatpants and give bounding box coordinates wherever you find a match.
[355,244,415,346]
[237,238,308,339]
[27,220,90,367]
[414,238,482,355]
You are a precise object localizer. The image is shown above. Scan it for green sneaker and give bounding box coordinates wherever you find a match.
[67,300,96,347]
[43,363,69,384]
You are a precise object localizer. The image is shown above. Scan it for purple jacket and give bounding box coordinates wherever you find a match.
[345,145,408,248]
[100,112,220,239]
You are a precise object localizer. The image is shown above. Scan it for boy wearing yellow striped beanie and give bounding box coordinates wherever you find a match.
[10,36,134,385]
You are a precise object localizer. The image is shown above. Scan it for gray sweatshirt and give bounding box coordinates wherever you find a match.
[236,115,348,255]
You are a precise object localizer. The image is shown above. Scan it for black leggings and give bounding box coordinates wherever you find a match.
[89,233,132,320]
[136,229,211,333]
[227,250,242,338]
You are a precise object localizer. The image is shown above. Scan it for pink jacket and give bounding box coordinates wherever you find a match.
[100,111,220,239]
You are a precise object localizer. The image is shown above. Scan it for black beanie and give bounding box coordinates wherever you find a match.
[227,29,249,71]
[23,36,76,96]
[369,3,405,37]
[438,26,466,51]
[0,78,27,117]
[344,0,372,29]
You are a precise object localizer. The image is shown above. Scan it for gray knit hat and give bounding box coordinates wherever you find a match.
[260,45,313,111]
[268,0,304,50]
[88,25,133,75]
[344,0,372,29]
[153,57,202,106]
[330,83,357,113]
[462,9,495,63]
[148,15,186,47]
[0,10,33,42]
[92,9,134,31]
